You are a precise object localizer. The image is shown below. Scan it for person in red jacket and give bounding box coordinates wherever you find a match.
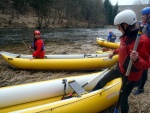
[92,10,150,113]
[31,30,45,58]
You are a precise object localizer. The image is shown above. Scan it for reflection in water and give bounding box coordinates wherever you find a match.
[0,28,121,46]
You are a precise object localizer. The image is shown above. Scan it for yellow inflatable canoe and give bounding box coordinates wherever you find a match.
[96,50,112,54]
[96,48,114,54]
[0,51,118,70]
[96,38,120,49]
[0,69,121,113]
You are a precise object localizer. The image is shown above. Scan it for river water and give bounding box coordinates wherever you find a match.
[0,28,121,48]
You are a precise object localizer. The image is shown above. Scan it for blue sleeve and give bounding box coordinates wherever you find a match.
[107,34,111,41]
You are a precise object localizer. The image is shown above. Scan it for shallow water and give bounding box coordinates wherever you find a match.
[0,28,121,48]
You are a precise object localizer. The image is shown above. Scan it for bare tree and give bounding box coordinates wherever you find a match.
[133,0,150,4]
[1,0,107,28]
[132,0,150,21]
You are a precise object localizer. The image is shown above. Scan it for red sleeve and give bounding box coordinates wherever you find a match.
[113,49,119,54]
[132,35,150,70]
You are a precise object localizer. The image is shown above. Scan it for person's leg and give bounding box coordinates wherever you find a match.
[92,67,121,91]
[138,70,148,89]
[120,81,137,113]
[132,70,148,95]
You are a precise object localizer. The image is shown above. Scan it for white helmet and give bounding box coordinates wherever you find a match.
[114,10,137,25]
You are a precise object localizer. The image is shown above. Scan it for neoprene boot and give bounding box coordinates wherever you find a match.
[132,89,144,95]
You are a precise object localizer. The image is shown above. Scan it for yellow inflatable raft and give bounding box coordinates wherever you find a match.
[0,51,118,70]
[96,38,120,49]
[96,50,112,54]
[0,69,121,113]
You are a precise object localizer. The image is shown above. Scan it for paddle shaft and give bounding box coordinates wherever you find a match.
[82,68,110,87]
[114,28,143,113]
[22,39,34,52]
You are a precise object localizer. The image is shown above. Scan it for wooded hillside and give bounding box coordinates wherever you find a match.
[0,0,118,28]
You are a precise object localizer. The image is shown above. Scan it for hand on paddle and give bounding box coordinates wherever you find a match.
[130,50,139,62]
[28,46,34,51]
[109,53,114,59]
[109,51,117,59]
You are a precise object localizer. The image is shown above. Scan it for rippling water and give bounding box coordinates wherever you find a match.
[0,28,121,47]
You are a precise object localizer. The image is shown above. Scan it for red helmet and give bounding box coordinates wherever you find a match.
[34,30,40,35]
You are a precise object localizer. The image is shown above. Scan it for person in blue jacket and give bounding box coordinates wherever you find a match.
[107,31,116,42]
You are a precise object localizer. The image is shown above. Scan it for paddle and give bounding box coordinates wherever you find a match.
[22,39,34,52]
[113,27,143,113]
[82,68,111,88]
[62,68,111,100]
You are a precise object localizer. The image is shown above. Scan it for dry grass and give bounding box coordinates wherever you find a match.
[0,39,150,113]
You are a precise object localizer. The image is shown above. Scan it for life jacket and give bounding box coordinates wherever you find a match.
[32,38,45,58]
[139,21,150,38]
[108,32,116,42]
[32,38,44,51]
[142,23,150,38]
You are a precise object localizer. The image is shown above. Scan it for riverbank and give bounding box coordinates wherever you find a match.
[0,13,98,29]
[0,39,149,113]
[0,13,37,28]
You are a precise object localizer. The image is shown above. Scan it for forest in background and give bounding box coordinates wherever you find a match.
[0,0,119,28]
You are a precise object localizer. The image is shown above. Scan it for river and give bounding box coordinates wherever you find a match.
[0,28,121,49]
